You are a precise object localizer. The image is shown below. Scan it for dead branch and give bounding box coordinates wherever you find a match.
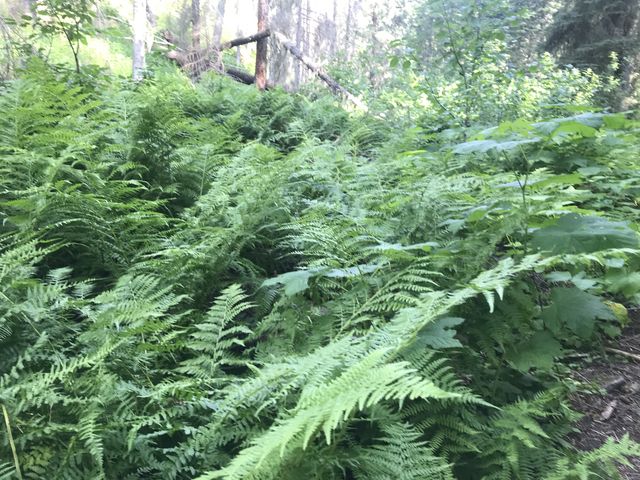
[220,30,270,50]
[272,31,366,110]
[606,347,640,362]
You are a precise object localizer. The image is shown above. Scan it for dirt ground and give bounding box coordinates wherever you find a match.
[569,309,640,479]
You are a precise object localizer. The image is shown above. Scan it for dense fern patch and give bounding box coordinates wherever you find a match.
[1,63,640,479]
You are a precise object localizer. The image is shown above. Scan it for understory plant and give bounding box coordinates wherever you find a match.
[1,56,639,480]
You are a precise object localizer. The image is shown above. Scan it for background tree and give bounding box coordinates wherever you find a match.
[212,0,226,45]
[255,0,268,89]
[191,0,200,51]
[545,0,640,101]
[132,0,146,80]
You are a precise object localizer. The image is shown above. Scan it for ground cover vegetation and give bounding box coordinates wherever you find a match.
[1,0,640,479]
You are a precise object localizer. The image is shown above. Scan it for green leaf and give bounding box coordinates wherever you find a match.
[262,270,313,297]
[529,173,582,190]
[542,288,616,339]
[413,317,464,349]
[262,264,379,295]
[453,137,540,154]
[550,121,597,140]
[506,331,562,371]
[531,214,639,254]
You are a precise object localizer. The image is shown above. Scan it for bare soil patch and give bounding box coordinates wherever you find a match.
[570,310,640,479]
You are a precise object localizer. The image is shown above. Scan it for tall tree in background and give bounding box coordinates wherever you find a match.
[545,0,640,97]
[255,0,268,89]
[294,0,303,86]
[191,0,201,51]
[132,0,146,80]
[212,0,226,45]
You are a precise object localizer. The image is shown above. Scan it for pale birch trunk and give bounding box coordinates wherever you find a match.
[132,0,147,81]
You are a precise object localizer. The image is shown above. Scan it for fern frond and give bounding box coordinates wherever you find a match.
[354,422,454,480]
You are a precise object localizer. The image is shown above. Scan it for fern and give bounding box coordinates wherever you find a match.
[355,422,454,480]
[543,434,640,480]
[178,284,254,378]
[2,59,639,480]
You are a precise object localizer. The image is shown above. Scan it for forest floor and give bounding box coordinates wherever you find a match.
[570,310,640,479]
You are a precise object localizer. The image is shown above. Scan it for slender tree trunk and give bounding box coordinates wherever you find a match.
[294,0,303,87]
[191,0,201,52]
[304,0,310,82]
[331,0,337,56]
[345,0,352,60]
[255,0,268,90]
[132,0,147,81]
[235,0,241,64]
[145,2,156,52]
[368,9,378,87]
[212,0,226,45]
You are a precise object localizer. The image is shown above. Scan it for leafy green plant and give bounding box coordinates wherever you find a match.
[30,0,97,73]
[1,51,639,480]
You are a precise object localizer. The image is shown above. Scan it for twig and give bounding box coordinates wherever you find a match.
[2,404,23,480]
[605,347,640,362]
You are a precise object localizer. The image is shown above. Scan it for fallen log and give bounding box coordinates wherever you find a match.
[225,66,256,85]
[163,29,364,107]
[167,50,257,84]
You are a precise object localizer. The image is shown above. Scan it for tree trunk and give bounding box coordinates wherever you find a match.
[235,1,242,64]
[304,0,311,82]
[145,2,156,52]
[132,0,147,81]
[345,0,352,60]
[255,0,268,90]
[294,0,303,87]
[191,0,201,52]
[331,0,338,56]
[212,0,226,45]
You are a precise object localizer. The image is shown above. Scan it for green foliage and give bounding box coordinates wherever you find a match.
[531,214,639,254]
[30,0,97,73]
[1,47,639,480]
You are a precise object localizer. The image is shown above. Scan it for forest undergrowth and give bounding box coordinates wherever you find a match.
[1,59,640,479]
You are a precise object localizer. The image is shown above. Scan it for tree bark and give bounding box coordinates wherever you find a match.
[255,0,269,90]
[132,0,147,81]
